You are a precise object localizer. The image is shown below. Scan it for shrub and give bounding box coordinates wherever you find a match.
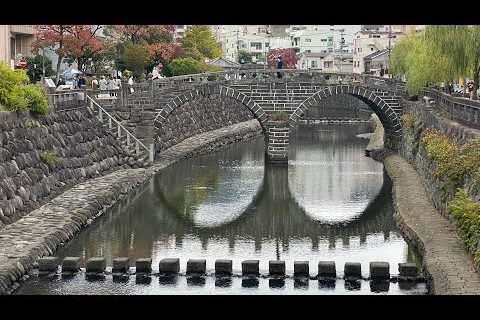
[0,61,29,107]
[270,111,289,121]
[401,113,414,130]
[448,189,480,268]
[165,58,204,76]
[40,150,57,165]
[8,84,48,115]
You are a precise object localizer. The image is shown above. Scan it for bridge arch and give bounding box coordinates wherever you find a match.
[153,84,269,131]
[288,85,403,148]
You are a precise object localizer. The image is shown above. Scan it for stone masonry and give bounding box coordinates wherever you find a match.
[0,119,263,294]
[0,110,132,229]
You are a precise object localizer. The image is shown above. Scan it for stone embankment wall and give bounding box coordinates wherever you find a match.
[400,101,480,216]
[154,95,255,153]
[0,119,262,294]
[0,110,131,229]
[368,101,480,294]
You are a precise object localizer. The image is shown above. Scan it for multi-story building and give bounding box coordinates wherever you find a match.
[352,29,405,74]
[173,25,191,41]
[322,52,353,73]
[0,25,36,68]
[297,52,327,70]
[214,25,290,64]
[288,25,357,55]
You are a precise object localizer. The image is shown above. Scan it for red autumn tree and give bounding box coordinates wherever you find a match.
[267,48,297,69]
[33,25,73,83]
[63,25,105,73]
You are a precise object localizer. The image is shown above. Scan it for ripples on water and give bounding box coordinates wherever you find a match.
[16,123,426,295]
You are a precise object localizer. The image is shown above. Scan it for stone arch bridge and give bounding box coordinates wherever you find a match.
[117,69,407,163]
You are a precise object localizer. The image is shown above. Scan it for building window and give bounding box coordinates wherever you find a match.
[265,42,269,48]
[251,42,262,50]
[373,35,381,38]
[371,47,374,51]
[305,50,311,53]
[305,38,312,42]
[10,37,16,60]
[321,38,327,42]
[311,61,316,68]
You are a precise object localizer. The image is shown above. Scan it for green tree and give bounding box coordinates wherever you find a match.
[26,55,54,83]
[238,50,253,64]
[181,26,222,61]
[123,43,150,79]
[164,58,204,76]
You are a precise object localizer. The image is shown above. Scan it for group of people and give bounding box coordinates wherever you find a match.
[56,75,86,89]
[91,75,122,91]
[443,80,477,99]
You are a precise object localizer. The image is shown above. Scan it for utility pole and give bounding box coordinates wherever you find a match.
[236,28,239,63]
[388,25,392,79]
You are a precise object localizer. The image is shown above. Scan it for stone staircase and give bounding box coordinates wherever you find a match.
[86,95,154,167]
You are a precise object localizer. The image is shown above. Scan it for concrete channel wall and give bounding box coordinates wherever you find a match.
[0,119,263,295]
[367,104,480,295]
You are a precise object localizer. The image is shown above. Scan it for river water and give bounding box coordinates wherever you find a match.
[16,123,427,295]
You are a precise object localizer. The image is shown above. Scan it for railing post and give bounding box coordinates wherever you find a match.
[149,143,155,162]
[126,133,130,146]
[118,125,121,138]
[135,141,140,156]
[99,109,103,122]
[108,117,112,129]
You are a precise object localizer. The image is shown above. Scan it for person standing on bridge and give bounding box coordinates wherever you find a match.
[276,56,283,79]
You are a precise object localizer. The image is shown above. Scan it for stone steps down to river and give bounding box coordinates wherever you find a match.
[0,110,134,230]
[0,119,263,295]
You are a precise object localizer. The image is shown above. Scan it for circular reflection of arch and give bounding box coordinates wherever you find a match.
[154,141,265,228]
[287,125,385,224]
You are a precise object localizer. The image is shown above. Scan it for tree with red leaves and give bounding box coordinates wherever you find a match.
[63,25,104,73]
[33,25,73,83]
[267,48,297,69]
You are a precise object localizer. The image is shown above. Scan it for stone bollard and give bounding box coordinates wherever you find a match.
[186,259,206,275]
[294,261,309,277]
[370,262,390,280]
[398,263,418,279]
[242,260,259,276]
[344,262,362,279]
[269,260,285,276]
[215,259,233,276]
[135,258,152,273]
[62,257,81,273]
[318,261,336,278]
[86,257,106,274]
[112,257,130,273]
[38,257,60,273]
[159,258,180,274]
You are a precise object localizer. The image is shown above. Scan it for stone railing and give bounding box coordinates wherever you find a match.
[422,88,480,129]
[131,69,407,96]
[47,90,87,112]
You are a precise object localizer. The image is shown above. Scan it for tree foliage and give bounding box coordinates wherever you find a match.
[238,50,253,64]
[267,48,297,69]
[26,55,54,83]
[123,43,151,78]
[392,26,480,97]
[181,26,222,61]
[164,58,204,76]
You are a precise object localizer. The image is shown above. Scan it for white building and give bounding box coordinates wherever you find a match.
[214,25,290,64]
[297,52,327,70]
[322,52,353,73]
[288,25,358,55]
[352,29,405,74]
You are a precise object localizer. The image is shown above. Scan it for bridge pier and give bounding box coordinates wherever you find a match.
[265,121,290,164]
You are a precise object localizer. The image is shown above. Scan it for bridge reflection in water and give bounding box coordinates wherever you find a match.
[55,124,418,275]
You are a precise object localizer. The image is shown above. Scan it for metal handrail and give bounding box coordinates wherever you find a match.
[86,94,152,160]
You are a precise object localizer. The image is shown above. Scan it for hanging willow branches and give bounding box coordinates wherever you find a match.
[391,25,480,98]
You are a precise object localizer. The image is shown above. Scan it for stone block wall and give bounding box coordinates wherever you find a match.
[0,109,130,229]
[400,100,480,217]
[265,121,289,164]
[154,94,255,153]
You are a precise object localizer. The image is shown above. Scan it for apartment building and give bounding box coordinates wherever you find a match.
[0,25,36,68]
[288,25,357,55]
